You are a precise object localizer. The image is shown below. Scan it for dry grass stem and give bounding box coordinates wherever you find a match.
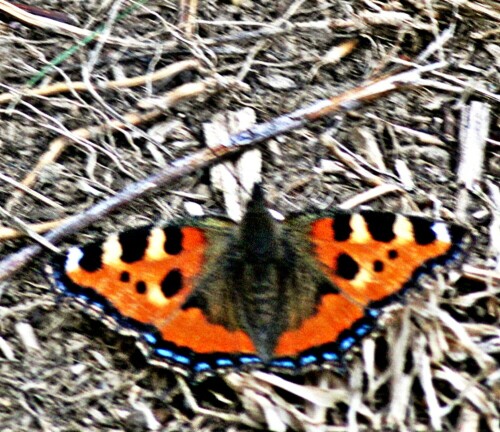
[338,184,405,210]
[321,134,385,187]
[456,101,491,219]
[0,219,67,241]
[0,336,15,361]
[138,76,250,110]
[442,0,500,20]
[0,0,146,47]
[14,321,41,352]
[487,181,500,271]
[352,126,386,171]
[177,375,261,428]
[308,39,358,81]
[178,0,198,38]
[0,59,200,105]
[0,171,63,209]
[0,207,60,252]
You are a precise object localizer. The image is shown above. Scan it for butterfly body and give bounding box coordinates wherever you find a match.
[48,185,470,378]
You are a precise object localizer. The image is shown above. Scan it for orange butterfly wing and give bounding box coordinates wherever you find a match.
[49,221,258,375]
[309,212,469,305]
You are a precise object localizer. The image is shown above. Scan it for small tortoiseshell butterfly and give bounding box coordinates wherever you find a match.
[47,185,470,379]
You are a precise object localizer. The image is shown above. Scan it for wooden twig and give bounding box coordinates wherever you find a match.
[0,62,447,282]
[178,0,198,38]
[0,58,200,105]
[0,219,68,241]
[456,101,491,221]
[0,0,145,47]
[9,2,77,25]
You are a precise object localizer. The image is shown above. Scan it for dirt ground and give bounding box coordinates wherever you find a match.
[0,0,498,431]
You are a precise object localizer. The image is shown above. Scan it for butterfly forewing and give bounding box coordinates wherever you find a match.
[296,211,469,306]
[50,218,260,368]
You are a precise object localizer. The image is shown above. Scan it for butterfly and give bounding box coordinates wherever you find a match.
[47,185,470,379]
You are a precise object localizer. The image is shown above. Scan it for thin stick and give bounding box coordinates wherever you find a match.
[0,172,63,210]
[0,219,68,241]
[320,134,385,187]
[338,185,405,210]
[0,208,60,253]
[0,60,200,105]
[0,0,145,47]
[178,0,198,38]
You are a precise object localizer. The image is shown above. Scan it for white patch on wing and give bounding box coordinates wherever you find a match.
[147,228,167,260]
[148,284,169,307]
[65,247,84,273]
[102,235,122,265]
[350,214,370,243]
[432,222,451,243]
[393,215,414,242]
[351,267,373,290]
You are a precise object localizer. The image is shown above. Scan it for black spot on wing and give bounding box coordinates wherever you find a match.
[120,271,130,282]
[409,217,437,245]
[362,212,396,242]
[161,269,183,298]
[336,253,359,280]
[78,243,103,272]
[373,260,384,272]
[332,214,352,241]
[163,226,183,255]
[119,226,151,263]
[136,281,147,294]
[388,249,398,259]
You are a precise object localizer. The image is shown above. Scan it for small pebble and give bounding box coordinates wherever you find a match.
[259,74,297,90]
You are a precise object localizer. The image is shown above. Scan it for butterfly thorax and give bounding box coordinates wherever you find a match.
[236,187,288,359]
[187,187,333,360]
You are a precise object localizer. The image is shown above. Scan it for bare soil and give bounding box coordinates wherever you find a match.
[0,1,498,431]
